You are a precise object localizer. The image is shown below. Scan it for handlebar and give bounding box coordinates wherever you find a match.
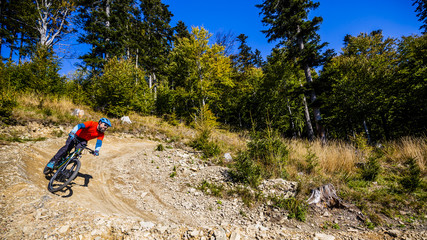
[72,137,95,154]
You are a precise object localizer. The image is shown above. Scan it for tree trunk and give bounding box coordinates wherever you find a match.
[380,115,390,141]
[286,98,298,138]
[302,93,315,140]
[35,0,71,48]
[105,0,110,60]
[297,31,325,141]
[298,74,315,140]
[8,34,15,60]
[18,33,24,65]
[152,72,157,100]
[307,184,346,208]
[363,119,371,144]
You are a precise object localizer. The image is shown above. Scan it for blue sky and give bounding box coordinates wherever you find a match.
[59,0,421,75]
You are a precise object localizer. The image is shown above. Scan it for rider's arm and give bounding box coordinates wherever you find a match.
[71,123,86,134]
[95,139,102,152]
[93,139,102,156]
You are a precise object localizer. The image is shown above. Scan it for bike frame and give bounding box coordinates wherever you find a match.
[55,148,83,170]
[54,138,93,171]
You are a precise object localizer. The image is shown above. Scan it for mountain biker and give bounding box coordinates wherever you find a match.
[45,118,112,169]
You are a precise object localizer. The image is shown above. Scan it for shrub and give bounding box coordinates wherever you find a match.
[198,180,224,197]
[304,146,319,174]
[230,127,289,187]
[269,195,307,222]
[0,92,17,124]
[229,151,262,187]
[190,129,221,158]
[93,58,154,117]
[156,144,164,151]
[361,156,381,181]
[400,157,421,192]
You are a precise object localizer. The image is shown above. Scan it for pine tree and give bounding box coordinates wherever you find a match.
[257,0,332,141]
[76,0,139,75]
[413,0,427,34]
[138,0,174,92]
[173,20,190,40]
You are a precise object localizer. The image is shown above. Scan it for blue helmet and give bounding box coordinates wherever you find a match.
[99,118,112,127]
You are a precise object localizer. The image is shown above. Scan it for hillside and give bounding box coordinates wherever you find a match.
[0,123,426,239]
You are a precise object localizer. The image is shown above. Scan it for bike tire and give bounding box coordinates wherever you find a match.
[48,158,81,193]
[43,165,52,175]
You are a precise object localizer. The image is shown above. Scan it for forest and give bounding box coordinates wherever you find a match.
[1,0,426,143]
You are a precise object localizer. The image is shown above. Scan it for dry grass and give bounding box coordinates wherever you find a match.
[14,93,91,124]
[211,128,247,154]
[10,93,427,177]
[286,139,357,175]
[383,136,427,172]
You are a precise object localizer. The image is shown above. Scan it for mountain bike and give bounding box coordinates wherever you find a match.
[43,139,94,193]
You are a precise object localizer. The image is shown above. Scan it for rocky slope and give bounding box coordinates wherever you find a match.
[0,123,425,239]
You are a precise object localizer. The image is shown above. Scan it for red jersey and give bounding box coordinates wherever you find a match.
[76,121,105,141]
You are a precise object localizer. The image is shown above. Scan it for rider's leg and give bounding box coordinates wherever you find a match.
[75,138,88,152]
[47,136,76,167]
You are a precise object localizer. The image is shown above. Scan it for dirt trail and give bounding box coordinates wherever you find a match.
[1,134,426,239]
[24,137,192,223]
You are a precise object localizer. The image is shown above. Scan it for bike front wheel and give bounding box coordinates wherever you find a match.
[48,158,81,192]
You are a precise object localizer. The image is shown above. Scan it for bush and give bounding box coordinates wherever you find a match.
[0,92,17,124]
[156,144,164,151]
[190,129,221,158]
[400,157,421,192]
[304,146,319,174]
[229,151,262,188]
[230,127,289,187]
[93,58,154,117]
[269,195,307,222]
[198,180,224,197]
[361,156,381,181]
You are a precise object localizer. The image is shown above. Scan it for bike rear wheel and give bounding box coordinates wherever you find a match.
[43,164,53,175]
[48,158,81,192]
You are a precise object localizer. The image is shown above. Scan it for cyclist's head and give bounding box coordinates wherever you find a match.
[98,118,111,133]
[99,118,112,127]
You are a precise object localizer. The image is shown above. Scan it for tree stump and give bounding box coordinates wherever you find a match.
[307,184,346,208]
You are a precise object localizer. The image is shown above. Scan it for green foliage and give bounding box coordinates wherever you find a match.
[28,46,65,96]
[269,195,307,222]
[413,0,427,33]
[320,31,427,140]
[252,48,306,137]
[190,129,220,158]
[198,180,224,198]
[138,0,173,84]
[229,151,263,188]
[321,221,340,230]
[76,0,140,74]
[394,35,427,137]
[361,156,381,181]
[0,85,17,125]
[156,144,164,151]
[189,105,221,158]
[64,69,91,105]
[400,157,421,192]
[170,166,177,178]
[230,127,289,188]
[365,220,376,230]
[93,58,154,117]
[303,146,319,174]
[166,27,234,120]
[162,113,180,126]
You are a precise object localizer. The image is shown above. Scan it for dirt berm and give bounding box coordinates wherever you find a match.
[0,127,425,239]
